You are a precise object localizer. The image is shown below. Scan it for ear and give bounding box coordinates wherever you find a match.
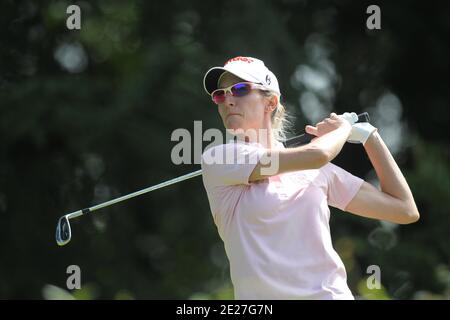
[264,95,278,113]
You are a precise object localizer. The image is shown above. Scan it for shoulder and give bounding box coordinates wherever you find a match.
[201,143,227,167]
[200,142,266,187]
[201,142,265,166]
[201,143,227,159]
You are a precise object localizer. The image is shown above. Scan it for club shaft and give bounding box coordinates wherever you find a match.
[68,169,203,220]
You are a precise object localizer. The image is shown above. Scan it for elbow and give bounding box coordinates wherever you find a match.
[406,210,420,224]
[398,207,420,224]
[405,201,420,224]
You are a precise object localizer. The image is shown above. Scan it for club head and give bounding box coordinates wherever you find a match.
[56,215,72,246]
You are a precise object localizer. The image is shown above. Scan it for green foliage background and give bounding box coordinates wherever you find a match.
[1,0,449,299]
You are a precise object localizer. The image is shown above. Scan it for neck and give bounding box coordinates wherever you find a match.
[236,120,276,148]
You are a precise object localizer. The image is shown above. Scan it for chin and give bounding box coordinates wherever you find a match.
[225,119,245,132]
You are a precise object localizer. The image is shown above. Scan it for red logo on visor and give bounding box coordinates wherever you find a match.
[225,56,254,65]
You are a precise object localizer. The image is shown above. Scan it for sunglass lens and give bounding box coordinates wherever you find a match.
[231,83,251,97]
[212,90,225,104]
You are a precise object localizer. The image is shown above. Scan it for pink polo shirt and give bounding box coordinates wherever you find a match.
[201,141,364,300]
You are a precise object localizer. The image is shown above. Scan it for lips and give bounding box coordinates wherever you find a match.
[226,113,242,120]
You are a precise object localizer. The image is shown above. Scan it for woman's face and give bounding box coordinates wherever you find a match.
[216,72,269,133]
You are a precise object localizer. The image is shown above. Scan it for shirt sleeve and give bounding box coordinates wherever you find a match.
[321,162,365,211]
[201,142,266,187]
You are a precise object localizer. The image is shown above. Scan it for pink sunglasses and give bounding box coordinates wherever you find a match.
[211,82,266,104]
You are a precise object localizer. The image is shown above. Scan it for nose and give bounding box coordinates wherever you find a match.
[223,92,236,107]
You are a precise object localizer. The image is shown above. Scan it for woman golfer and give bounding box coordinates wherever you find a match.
[201,56,420,300]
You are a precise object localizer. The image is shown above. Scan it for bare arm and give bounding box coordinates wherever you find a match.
[345,131,420,224]
[249,113,352,182]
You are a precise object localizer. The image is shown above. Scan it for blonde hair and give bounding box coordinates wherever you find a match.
[260,91,292,142]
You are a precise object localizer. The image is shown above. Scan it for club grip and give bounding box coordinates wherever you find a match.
[283,112,370,148]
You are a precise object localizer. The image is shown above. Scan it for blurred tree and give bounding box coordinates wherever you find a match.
[0,0,449,299]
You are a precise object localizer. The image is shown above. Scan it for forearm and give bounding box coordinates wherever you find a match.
[281,125,351,170]
[364,131,419,212]
[309,125,351,162]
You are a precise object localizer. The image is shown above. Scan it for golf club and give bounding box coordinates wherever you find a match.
[56,112,370,246]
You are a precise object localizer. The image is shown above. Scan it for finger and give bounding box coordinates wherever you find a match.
[305,125,318,136]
